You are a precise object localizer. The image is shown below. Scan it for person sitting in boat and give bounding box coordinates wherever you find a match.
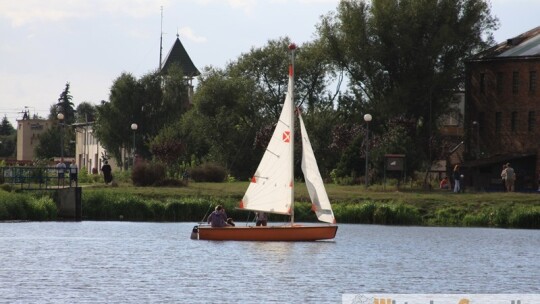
[207,205,232,227]
[256,212,268,226]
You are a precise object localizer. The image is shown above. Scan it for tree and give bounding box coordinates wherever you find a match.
[149,122,186,178]
[0,116,16,158]
[95,67,190,167]
[229,37,338,120]
[177,38,340,179]
[318,0,498,170]
[95,73,141,165]
[75,102,97,123]
[55,82,76,124]
[34,83,78,160]
[34,128,61,160]
[183,67,264,178]
[0,116,15,136]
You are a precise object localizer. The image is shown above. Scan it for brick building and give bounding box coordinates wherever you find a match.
[465,26,540,191]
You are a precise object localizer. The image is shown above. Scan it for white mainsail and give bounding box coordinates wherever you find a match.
[239,71,295,215]
[299,112,336,224]
[240,44,334,224]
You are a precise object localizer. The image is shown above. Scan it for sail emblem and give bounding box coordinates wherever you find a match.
[282,131,291,143]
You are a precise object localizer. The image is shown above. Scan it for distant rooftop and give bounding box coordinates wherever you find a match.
[160,35,200,77]
[473,26,540,60]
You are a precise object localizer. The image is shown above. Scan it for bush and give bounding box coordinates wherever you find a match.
[462,213,490,227]
[0,191,57,221]
[508,207,540,229]
[77,167,100,184]
[430,207,467,226]
[333,202,376,223]
[189,163,227,182]
[154,178,186,187]
[27,196,57,221]
[132,162,167,186]
[0,184,14,192]
[0,192,29,220]
[82,190,165,221]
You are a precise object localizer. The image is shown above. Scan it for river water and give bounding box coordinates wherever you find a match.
[0,222,538,303]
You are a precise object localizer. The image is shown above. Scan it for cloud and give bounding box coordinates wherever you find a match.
[193,0,257,15]
[0,1,82,27]
[0,0,169,27]
[178,27,207,43]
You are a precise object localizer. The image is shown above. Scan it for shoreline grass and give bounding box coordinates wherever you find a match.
[2,182,539,228]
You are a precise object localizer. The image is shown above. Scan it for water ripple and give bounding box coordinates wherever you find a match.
[0,222,538,303]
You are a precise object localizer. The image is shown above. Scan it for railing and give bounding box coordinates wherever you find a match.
[0,166,78,190]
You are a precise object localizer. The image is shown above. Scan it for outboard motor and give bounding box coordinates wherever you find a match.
[190,225,199,240]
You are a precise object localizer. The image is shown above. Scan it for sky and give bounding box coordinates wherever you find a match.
[1,0,539,127]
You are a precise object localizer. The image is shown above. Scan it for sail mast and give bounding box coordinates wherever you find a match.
[289,43,296,226]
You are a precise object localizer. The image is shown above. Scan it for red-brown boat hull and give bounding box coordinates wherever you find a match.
[196,225,338,241]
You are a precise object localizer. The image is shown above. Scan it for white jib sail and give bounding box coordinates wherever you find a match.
[299,112,336,224]
[240,75,294,215]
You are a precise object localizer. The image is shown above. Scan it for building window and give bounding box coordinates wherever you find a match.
[530,71,537,94]
[512,71,519,94]
[529,111,536,132]
[511,111,518,132]
[480,73,486,94]
[497,72,503,94]
[495,112,502,133]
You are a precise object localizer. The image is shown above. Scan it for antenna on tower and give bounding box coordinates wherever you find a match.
[159,6,163,71]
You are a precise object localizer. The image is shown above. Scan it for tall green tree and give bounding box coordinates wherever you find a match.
[54,82,76,124]
[34,128,61,160]
[35,83,78,160]
[0,116,16,158]
[95,67,189,166]
[181,67,264,178]
[75,102,97,123]
[0,116,15,136]
[181,38,339,179]
[95,73,142,165]
[318,0,498,170]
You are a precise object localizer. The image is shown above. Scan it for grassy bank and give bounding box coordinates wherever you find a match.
[0,190,57,221]
[80,182,540,228]
[2,182,539,228]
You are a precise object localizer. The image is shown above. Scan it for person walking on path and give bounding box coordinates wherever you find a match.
[504,163,515,192]
[101,161,113,185]
[501,164,508,191]
[452,164,462,193]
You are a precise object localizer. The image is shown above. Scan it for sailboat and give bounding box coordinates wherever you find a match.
[194,43,337,241]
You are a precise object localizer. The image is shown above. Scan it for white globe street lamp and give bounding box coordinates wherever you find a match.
[364,114,372,188]
[131,123,138,167]
[57,113,65,161]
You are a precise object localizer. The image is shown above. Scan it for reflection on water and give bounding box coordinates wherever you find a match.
[0,222,538,303]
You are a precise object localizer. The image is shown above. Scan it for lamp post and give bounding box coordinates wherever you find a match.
[364,113,372,188]
[131,123,138,168]
[57,113,64,162]
[472,121,480,158]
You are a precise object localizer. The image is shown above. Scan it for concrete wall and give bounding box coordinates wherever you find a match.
[56,187,82,221]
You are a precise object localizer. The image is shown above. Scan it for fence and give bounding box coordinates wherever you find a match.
[0,166,78,190]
